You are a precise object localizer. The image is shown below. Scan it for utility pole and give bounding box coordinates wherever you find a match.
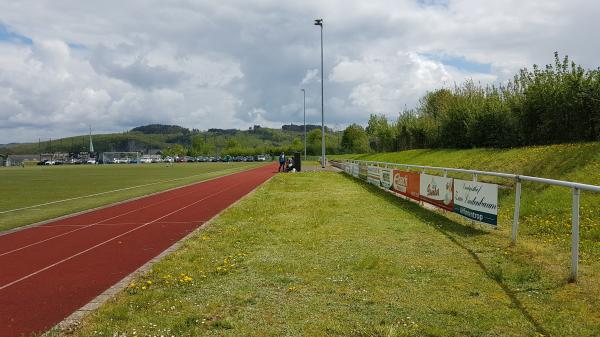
[301,88,307,160]
[314,18,325,168]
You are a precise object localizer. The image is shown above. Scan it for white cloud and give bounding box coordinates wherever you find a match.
[331,52,496,116]
[0,0,598,142]
[301,69,320,85]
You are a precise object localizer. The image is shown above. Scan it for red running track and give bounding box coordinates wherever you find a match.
[0,164,276,336]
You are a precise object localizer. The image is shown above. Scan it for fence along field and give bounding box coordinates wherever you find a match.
[333,159,600,282]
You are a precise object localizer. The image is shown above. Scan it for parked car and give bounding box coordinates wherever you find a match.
[86,158,97,164]
[257,155,266,161]
[140,157,152,164]
[164,156,174,163]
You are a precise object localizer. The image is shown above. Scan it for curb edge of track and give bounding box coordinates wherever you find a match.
[47,172,277,336]
[0,163,268,237]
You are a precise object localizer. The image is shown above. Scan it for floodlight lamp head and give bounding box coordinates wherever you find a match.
[314,19,322,26]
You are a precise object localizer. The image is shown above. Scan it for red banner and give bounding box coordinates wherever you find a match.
[392,170,420,201]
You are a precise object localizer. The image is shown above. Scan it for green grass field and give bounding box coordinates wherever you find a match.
[331,142,600,261]
[60,171,600,336]
[0,163,264,232]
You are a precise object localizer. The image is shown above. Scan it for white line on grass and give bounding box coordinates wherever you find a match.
[0,173,219,257]
[0,166,247,215]
[0,181,245,291]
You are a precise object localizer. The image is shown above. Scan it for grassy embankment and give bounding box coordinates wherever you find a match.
[332,142,600,261]
[0,162,264,232]
[61,171,599,336]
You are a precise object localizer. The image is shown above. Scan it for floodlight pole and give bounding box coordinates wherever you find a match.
[314,18,325,168]
[301,88,306,160]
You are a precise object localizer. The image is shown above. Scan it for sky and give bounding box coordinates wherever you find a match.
[0,0,597,143]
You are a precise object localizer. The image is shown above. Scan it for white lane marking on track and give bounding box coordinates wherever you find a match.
[40,221,205,228]
[0,167,247,214]
[0,181,247,291]
[0,179,222,257]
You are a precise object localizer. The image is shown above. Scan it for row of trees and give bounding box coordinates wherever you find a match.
[339,53,600,152]
[163,129,345,157]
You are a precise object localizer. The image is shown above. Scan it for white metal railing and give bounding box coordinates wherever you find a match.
[336,158,600,282]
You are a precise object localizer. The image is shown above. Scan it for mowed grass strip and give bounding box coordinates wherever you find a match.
[66,172,600,337]
[0,163,264,232]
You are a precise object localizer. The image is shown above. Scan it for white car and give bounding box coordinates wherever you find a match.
[140,157,152,164]
[164,157,174,163]
[86,159,97,164]
[257,155,266,161]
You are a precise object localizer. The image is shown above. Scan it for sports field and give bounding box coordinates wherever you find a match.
[0,164,276,336]
[63,171,600,337]
[0,163,264,232]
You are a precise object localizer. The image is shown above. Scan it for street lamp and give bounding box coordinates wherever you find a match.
[301,88,306,160]
[314,18,325,168]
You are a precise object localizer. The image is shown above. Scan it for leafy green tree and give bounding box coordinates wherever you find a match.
[341,124,369,153]
[366,114,396,152]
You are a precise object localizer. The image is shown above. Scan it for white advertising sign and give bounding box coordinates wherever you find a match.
[420,173,454,211]
[380,168,393,189]
[367,166,381,186]
[453,179,499,226]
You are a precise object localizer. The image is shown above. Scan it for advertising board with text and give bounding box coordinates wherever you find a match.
[453,179,499,226]
[358,163,368,181]
[344,163,352,175]
[380,168,393,189]
[392,170,420,201]
[352,163,359,178]
[420,173,454,211]
[367,166,381,186]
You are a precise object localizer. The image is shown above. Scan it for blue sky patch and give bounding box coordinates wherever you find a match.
[422,53,492,74]
[0,23,32,44]
[416,0,449,8]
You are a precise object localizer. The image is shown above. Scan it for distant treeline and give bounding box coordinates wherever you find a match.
[340,53,600,153]
[3,124,344,157]
[281,124,330,133]
[131,124,191,135]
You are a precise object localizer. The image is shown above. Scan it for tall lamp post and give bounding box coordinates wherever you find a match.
[314,18,325,168]
[301,88,306,160]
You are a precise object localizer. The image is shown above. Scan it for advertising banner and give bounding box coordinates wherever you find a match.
[367,166,381,186]
[352,163,359,178]
[344,163,352,175]
[358,163,368,181]
[420,173,454,211]
[392,170,420,201]
[380,168,393,189]
[453,179,499,226]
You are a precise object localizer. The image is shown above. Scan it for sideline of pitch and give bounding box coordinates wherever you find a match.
[0,163,268,237]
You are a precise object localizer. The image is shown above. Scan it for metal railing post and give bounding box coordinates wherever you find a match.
[570,187,580,282]
[511,177,522,245]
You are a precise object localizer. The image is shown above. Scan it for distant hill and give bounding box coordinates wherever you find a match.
[1,124,343,156]
[131,124,190,135]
